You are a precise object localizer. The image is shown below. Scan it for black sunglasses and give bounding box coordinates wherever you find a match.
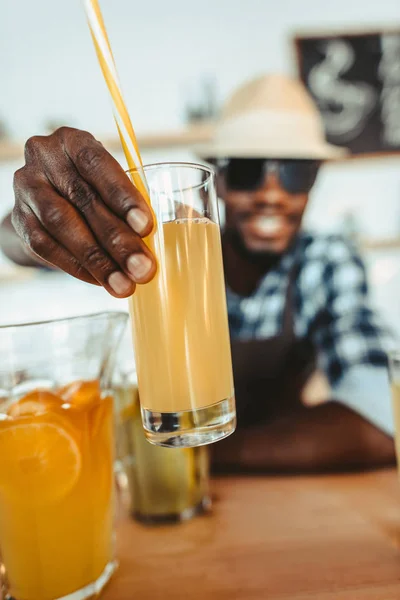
[217,158,320,194]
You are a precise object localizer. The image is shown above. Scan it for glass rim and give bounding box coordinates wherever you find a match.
[125,161,215,193]
[0,311,128,332]
[126,160,214,175]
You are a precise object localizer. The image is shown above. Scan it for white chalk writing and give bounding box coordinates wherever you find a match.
[379,34,400,146]
[308,39,377,143]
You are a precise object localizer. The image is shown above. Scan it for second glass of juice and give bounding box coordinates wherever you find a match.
[128,162,236,447]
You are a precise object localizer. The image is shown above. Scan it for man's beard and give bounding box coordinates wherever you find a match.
[227,228,283,268]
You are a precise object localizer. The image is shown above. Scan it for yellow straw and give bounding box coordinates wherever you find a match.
[83,0,150,204]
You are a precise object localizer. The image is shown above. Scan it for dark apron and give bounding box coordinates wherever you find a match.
[230,266,315,428]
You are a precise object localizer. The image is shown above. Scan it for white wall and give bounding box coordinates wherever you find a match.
[2,0,400,136]
[1,0,400,225]
[1,0,400,329]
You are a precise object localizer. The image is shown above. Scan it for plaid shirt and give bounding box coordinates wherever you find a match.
[226,231,394,433]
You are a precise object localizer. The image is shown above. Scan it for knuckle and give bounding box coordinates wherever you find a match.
[40,205,64,231]
[28,228,48,256]
[12,204,38,242]
[11,206,23,233]
[81,245,110,273]
[13,168,48,209]
[75,144,103,173]
[107,228,127,253]
[24,135,47,161]
[54,126,76,139]
[107,187,135,213]
[66,178,97,213]
[13,167,28,194]
[56,126,95,143]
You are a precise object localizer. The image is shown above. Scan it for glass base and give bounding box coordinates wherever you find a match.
[133,495,212,525]
[141,395,236,448]
[5,560,117,600]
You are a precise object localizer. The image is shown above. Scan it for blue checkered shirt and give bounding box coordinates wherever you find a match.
[226,231,394,434]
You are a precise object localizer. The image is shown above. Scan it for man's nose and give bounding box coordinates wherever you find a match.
[254,173,284,206]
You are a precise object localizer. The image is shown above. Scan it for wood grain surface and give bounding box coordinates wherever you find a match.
[103,468,400,599]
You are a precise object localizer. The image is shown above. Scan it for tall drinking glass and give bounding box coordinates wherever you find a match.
[0,312,127,600]
[113,329,211,523]
[128,162,236,447]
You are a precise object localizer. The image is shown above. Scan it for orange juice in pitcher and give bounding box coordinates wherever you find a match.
[0,313,127,600]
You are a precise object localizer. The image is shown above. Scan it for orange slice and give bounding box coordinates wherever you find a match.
[59,380,101,408]
[7,390,62,418]
[0,418,81,504]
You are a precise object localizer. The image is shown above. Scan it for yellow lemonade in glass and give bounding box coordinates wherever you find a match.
[115,383,210,522]
[127,163,236,448]
[0,381,115,600]
[130,220,235,440]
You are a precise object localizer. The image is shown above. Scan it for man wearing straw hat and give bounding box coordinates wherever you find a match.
[1,74,395,472]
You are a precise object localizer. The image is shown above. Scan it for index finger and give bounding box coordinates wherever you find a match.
[59,128,153,237]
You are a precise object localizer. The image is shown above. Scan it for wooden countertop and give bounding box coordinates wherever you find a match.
[104,468,400,599]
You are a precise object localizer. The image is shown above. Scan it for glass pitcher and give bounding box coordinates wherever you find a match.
[0,312,127,600]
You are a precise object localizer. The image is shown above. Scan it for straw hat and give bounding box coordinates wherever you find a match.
[195,74,346,160]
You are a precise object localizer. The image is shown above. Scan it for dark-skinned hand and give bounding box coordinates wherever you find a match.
[12,127,156,297]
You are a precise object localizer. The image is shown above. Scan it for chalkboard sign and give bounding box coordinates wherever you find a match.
[294,30,400,156]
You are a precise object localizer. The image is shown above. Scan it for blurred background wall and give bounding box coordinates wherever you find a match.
[1,0,400,329]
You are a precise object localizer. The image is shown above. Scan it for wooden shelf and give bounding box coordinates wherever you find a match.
[0,140,25,163]
[0,122,215,164]
[105,121,215,153]
[361,238,400,250]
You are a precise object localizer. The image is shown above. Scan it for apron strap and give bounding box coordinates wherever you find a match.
[281,258,300,337]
